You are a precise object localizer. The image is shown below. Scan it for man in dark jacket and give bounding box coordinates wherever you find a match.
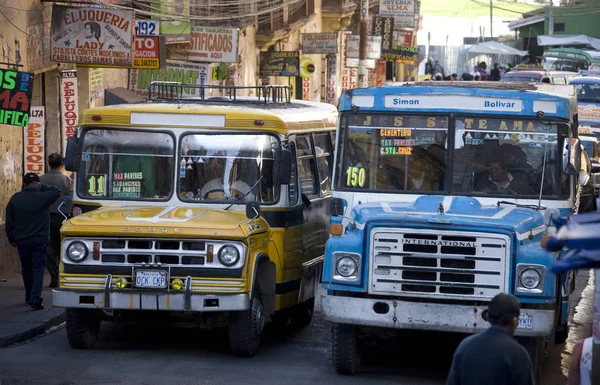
[40,153,72,288]
[446,293,535,385]
[5,173,61,310]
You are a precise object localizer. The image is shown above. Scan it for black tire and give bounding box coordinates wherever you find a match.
[332,323,361,375]
[519,337,544,385]
[229,296,265,357]
[65,308,101,349]
[290,298,315,329]
[555,323,569,344]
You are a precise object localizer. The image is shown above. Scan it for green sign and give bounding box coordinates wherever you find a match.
[153,0,191,44]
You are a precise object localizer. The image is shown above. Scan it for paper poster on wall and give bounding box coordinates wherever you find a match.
[24,107,45,175]
[60,70,79,155]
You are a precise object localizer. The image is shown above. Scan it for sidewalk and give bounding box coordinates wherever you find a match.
[0,272,65,348]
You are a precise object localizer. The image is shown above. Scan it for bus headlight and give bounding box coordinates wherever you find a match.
[334,252,361,281]
[516,264,545,293]
[218,245,240,266]
[66,241,89,263]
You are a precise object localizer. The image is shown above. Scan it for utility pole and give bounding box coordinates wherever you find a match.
[489,0,493,39]
[358,0,369,88]
[548,0,554,36]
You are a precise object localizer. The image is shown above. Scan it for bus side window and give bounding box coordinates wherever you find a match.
[314,132,334,196]
[296,134,319,199]
[542,77,551,84]
[288,142,299,205]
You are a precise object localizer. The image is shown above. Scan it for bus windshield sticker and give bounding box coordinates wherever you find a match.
[346,166,367,187]
[113,172,143,199]
[87,174,107,197]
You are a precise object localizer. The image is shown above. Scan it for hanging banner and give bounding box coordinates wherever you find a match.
[153,0,190,44]
[169,26,239,63]
[378,0,417,29]
[24,107,45,175]
[129,60,209,98]
[50,5,134,67]
[302,33,338,54]
[259,51,300,76]
[326,54,337,106]
[371,17,394,51]
[0,70,34,127]
[60,70,79,154]
[303,77,311,101]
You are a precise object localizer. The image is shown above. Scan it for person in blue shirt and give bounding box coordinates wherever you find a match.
[446,293,535,385]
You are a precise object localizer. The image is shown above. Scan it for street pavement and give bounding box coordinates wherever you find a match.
[0,271,592,385]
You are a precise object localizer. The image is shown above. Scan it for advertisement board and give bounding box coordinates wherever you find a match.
[133,36,164,69]
[24,107,45,175]
[259,51,300,76]
[379,0,417,29]
[169,26,238,63]
[154,0,191,44]
[129,60,209,98]
[50,5,134,67]
[60,70,79,154]
[302,33,338,54]
[371,17,394,51]
[326,54,337,105]
[346,35,382,60]
[0,70,35,127]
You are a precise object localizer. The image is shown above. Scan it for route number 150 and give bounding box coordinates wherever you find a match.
[346,166,366,188]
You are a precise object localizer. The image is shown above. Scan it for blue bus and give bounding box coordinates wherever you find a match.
[570,76,600,140]
[321,82,582,381]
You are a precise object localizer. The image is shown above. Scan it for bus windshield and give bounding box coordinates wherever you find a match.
[178,134,280,203]
[78,129,175,201]
[574,83,600,103]
[337,113,565,198]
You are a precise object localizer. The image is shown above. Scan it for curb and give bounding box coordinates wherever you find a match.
[0,310,66,348]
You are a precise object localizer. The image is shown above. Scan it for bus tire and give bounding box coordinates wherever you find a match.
[332,323,361,375]
[228,295,265,357]
[66,308,101,349]
[290,298,315,329]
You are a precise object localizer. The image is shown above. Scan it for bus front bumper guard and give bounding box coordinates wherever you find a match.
[321,295,554,337]
[53,289,250,312]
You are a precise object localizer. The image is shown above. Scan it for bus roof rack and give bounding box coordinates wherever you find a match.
[148,82,292,105]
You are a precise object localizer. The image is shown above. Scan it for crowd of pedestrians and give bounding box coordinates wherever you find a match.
[425,59,513,82]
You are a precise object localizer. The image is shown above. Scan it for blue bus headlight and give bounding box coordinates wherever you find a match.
[516,264,545,293]
[334,252,361,281]
[66,241,88,263]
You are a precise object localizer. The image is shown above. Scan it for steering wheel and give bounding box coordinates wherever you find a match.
[202,188,248,200]
[203,189,227,199]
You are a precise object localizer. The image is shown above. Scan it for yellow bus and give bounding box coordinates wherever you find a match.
[55,84,337,356]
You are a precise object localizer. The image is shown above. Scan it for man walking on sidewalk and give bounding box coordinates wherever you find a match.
[40,153,73,288]
[5,173,61,310]
[446,293,535,385]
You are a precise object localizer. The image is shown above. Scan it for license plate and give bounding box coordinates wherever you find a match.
[518,313,534,329]
[134,270,168,289]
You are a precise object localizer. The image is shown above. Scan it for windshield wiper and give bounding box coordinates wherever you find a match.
[496,201,546,211]
[224,176,264,211]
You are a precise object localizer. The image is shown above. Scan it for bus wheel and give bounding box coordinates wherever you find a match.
[229,296,265,357]
[333,323,361,375]
[290,298,315,329]
[519,336,544,385]
[66,308,101,349]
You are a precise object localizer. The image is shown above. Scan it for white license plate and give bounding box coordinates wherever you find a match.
[518,313,534,329]
[134,270,168,289]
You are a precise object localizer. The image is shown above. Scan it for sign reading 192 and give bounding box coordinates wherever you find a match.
[135,20,159,36]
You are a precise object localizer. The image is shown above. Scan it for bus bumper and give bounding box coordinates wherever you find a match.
[53,289,250,312]
[321,295,554,337]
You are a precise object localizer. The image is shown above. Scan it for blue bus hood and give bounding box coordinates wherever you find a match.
[350,196,544,235]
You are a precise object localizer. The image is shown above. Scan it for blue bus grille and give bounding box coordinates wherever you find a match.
[368,229,510,301]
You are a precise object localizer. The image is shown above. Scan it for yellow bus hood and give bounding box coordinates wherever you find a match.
[62,206,267,239]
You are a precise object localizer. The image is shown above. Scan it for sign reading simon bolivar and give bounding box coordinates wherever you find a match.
[259,51,300,77]
[50,5,134,67]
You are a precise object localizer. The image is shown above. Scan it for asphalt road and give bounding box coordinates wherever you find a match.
[0,277,591,385]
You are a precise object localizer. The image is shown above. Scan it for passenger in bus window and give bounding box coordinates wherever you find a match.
[475,157,530,195]
[406,147,440,191]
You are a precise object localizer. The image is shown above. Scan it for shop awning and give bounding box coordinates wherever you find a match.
[537,35,600,51]
[467,41,529,58]
[105,87,147,105]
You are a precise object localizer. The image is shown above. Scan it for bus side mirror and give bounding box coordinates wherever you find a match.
[331,197,345,217]
[246,201,260,220]
[563,138,581,176]
[278,150,292,184]
[64,137,79,172]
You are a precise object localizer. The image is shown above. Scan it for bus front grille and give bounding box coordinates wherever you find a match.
[369,229,510,301]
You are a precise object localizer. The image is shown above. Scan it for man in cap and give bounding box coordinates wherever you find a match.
[5,173,61,310]
[446,293,535,385]
[40,153,73,288]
